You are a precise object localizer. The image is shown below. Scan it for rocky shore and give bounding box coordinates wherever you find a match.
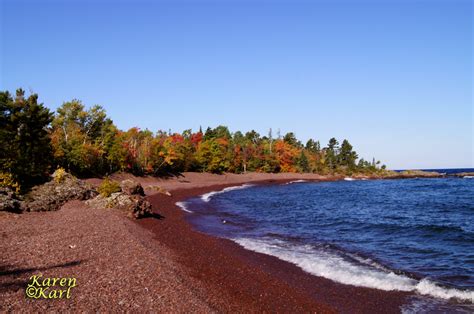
[451,172,474,178]
[1,171,447,312]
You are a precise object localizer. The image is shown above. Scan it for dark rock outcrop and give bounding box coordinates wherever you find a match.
[23,171,97,212]
[0,187,21,213]
[86,180,152,219]
[128,195,153,219]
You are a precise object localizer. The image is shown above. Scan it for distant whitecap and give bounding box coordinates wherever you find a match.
[284,180,307,185]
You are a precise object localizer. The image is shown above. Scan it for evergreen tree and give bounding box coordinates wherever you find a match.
[283,132,299,147]
[204,127,215,140]
[0,89,53,189]
[296,150,310,173]
[325,137,339,170]
[338,139,358,169]
[305,139,320,153]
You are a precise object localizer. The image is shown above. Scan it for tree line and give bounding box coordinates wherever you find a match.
[1,89,386,191]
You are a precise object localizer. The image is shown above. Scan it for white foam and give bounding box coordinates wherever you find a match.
[463,176,474,179]
[175,201,193,213]
[233,237,474,303]
[200,184,254,202]
[285,179,307,185]
[344,177,356,181]
[415,279,474,302]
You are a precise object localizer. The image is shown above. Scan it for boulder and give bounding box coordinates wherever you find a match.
[86,192,152,219]
[84,194,109,210]
[0,187,21,213]
[23,173,98,212]
[129,196,153,219]
[120,179,145,196]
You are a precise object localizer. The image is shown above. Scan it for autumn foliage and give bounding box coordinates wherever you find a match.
[1,89,386,189]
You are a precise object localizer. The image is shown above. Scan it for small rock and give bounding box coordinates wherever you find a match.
[120,179,145,196]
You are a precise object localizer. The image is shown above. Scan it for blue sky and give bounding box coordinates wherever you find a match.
[1,0,472,169]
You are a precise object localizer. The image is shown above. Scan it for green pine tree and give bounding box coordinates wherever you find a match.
[0,89,53,189]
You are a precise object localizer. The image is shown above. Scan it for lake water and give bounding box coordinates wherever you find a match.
[178,169,474,311]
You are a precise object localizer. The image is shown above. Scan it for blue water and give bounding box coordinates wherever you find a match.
[180,171,474,309]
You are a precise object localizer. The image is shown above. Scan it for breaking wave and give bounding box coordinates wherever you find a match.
[284,180,308,185]
[233,237,474,303]
[176,201,193,213]
[200,184,254,202]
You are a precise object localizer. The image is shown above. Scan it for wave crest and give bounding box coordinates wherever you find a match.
[200,184,254,202]
[176,201,193,213]
[284,180,308,185]
[233,237,474,303]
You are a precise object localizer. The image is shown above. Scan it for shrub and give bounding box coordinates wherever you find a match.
[97,178,121,197]
[53,167,68,184]
[0,172,20,194]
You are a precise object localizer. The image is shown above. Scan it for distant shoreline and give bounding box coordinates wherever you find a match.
[84,168,451,191]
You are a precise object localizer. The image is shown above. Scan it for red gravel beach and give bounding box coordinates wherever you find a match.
[1,172,412,312]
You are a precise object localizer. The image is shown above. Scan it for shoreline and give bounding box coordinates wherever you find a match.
[138,176,412,312]
[4,172,464,311]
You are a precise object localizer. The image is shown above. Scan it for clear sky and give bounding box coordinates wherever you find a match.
[1,0,472,169]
